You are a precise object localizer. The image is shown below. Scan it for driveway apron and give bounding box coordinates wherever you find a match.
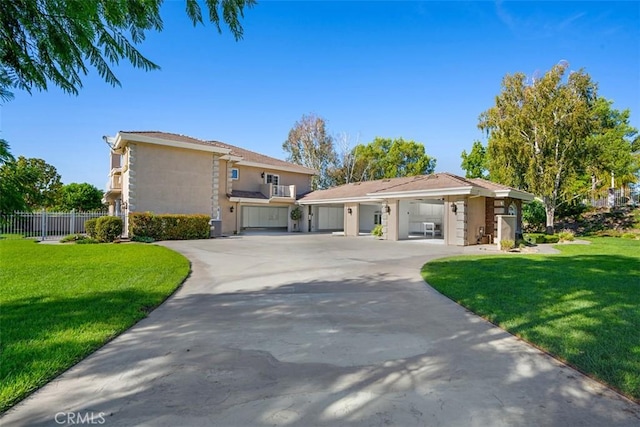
[2,234,638,426]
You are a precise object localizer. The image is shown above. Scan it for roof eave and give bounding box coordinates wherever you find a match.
[494,189,535,201]
[236,160,317,175]
[116,132,231,154]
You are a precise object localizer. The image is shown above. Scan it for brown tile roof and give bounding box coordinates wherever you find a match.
[230,190,268,200]
[118,131,316,175]
[299,173,531,202]
[298,176,417,201]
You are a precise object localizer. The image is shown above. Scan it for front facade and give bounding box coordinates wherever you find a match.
[103,131,316,235]
[297,173,534,246]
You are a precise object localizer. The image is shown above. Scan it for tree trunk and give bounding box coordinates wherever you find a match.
[543,197,555,235]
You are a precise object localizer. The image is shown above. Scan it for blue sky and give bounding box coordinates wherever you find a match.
[2,1,639,190]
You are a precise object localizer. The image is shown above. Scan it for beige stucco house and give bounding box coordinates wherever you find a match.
[103,131,316,235]
[297,173,534,246]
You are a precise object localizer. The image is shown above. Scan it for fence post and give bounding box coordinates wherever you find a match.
[40,209,46,241]
[70,209,76,235]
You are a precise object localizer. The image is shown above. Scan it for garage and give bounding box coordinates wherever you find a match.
[316,206,344,231]
[241,206,288,229]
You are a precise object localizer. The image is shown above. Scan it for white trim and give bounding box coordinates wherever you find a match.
[494,189,535,201]
[298,196,385,205]
[221,154,243,162]
[115,133,231,154]
[237,160,316,175]
[228,197,271,204]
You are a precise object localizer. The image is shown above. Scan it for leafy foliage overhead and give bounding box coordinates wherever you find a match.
[0,0,255,100]
[57,183,105,212]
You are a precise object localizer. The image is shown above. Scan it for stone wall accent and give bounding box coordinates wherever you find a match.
[212,155,220,219]
[127,144,137,212]
[455,200,468,246]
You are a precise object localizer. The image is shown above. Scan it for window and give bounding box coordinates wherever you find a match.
[265,173,279,185]
[231,168,239,180]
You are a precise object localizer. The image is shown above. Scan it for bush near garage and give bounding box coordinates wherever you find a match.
[95,216,123,242]
[129,212,210,240]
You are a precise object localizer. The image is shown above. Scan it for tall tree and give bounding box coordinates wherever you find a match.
[479,63,597,233]
[0,142,30,214]
[0,0,255,100]
[283,114,337,190]
[460,140,489,179]
[0,156,63,209]
[57,183,105,211]
[347,137,436,182]
[584,98,638,196]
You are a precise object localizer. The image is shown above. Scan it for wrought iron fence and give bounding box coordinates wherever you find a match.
[0,210,123,241]
[588,188,639,208]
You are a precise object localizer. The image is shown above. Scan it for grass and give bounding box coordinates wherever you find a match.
[0,239,190,413]
[421,237,640,401]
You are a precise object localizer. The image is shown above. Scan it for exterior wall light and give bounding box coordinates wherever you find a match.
[347,208,353,214]
[230,206,234,213]
[451,203,457,214]
[384,205,391,214]
[261,172,265,178]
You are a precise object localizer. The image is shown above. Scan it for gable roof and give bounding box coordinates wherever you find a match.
[298,173,533,203]
[114,131,317,175]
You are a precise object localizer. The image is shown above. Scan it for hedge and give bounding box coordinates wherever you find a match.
[85,218,98,238]
[95,216,123,242]
[129,212,210,240]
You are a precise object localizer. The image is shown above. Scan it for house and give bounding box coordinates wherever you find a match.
[297,173,534,246]
[102,131,316,235]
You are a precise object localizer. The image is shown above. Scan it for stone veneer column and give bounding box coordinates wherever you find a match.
[127,144,137,212]
[212,155,220,219]
[226,161,234,196]
[454,200,468,246]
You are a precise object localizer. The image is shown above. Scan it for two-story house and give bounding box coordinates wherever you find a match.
[102,131,316,236]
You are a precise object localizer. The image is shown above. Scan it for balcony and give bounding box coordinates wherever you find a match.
[105,173,122,196]
[260,183,296,200]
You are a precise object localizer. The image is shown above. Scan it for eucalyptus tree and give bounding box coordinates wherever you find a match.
[283,114,337,190]
[479,63,597,233]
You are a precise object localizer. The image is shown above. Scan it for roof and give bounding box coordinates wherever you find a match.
[115,131,317,175]
[298,173,534,203]
[229,190,268,200]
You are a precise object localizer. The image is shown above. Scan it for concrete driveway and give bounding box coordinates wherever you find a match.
[2,234,638,426]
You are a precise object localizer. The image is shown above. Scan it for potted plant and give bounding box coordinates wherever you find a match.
[290,206,302,231]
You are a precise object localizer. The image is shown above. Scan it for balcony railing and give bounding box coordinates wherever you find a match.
[106,174,122,192]
[259,183,296,199]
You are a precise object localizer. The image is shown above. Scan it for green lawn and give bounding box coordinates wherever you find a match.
[0,239,190,412]
[421,237,640,401]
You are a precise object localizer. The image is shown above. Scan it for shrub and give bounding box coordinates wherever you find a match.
[75,237,100,244]
[523,200,546,232]
[290,207,302,221]
[621,232,639,240]
[60,234,98,244]
[372,224,383,237]
[60,234,84,243]
[84,218,97,238]
[95,216,123,242]
[500,239,515,251]
[558,229,575,242]
[131,235,155,243]
[524,233,560,244]
[129,212,210,240]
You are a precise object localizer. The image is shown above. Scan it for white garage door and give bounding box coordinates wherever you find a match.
[318,206,344,230]
[242,206,288,228]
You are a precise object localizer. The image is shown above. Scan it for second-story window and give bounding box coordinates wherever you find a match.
[231,168,239,180]
[265,173,279,185]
